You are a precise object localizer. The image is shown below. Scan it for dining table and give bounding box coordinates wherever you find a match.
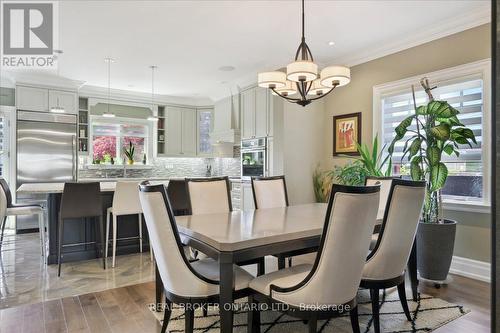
[155,203,418,333]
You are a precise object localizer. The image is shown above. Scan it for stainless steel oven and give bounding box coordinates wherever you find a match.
[241,138,267,180]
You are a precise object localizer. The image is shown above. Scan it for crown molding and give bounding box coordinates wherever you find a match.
[329,6,491,68]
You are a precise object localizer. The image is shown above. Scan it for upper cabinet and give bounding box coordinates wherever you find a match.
[241,86,273,139]
[181,107,197,156]
[16,85,78,114]
[164,106,199,156]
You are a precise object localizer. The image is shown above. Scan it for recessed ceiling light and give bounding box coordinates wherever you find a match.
[218,65,235,72]
[328,41,335,46]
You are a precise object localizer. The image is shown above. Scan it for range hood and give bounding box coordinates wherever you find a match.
[210,94,241,145]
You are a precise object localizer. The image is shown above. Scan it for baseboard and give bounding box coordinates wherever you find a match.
[449,255,491,283]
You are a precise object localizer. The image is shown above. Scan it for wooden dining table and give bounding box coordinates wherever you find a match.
[155,203,417,333]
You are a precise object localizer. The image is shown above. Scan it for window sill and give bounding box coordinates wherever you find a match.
[86,164,153,170]
[442,200,491,214]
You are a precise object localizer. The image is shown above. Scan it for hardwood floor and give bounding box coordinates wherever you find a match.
[0,274,490,333]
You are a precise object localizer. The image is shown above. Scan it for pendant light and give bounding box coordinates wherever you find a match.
[147,65,159,121]
[50,50,65,113]
[103,57,116,118]
[257,0,351,107]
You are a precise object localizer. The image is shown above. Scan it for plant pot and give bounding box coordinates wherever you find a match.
[127,159,134,165]
[416,219,457,281]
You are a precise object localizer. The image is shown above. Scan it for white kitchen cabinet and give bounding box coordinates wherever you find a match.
[49,90,78,114]
[166,106,182,155]
[241,88,256,139]
[182,107,197,156]
[241,182,255,211]
[16,86,49,112]
[255,88,268,137]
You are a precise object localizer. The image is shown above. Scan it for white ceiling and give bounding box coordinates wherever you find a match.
[3,0,490,101]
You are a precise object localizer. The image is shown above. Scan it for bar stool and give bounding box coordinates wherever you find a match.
[58,182,105,277]
[105,181,152,268]
[0,178,46,258]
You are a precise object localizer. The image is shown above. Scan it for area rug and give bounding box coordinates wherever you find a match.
[149,288,469,332]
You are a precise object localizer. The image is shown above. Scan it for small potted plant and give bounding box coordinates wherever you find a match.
[124,142,135,165]
[388,78,477,281]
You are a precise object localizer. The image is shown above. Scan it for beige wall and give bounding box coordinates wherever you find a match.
[321,24,491,263]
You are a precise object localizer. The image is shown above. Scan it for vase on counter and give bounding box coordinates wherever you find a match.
[142,153,147,165]
[127,159,134,165]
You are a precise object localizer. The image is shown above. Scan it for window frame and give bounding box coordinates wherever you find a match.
[88,115,154,164]
[372,59,491,211]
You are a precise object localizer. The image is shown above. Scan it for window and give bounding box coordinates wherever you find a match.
[91,120,150,164]
[197,109,213,155]
[374,60,491,207]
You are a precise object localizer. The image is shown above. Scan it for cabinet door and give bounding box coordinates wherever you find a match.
[241,88,255,139]
[242,183,255,210]
[49,90,78,114]
[16,86,48,112]
[197,108,213,156]
[166,106,182,155]
[255,88,268,137]
[181,108,197,156]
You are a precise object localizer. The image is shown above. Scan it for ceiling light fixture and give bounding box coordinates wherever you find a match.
[258,0,350,107]
[148,65,159,122]
[103,57,116,118]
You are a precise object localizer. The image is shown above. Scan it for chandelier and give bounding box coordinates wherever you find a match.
[257,0,351,107]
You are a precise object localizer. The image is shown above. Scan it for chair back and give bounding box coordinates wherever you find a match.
[251,176,288,209]
[365,176,400,219]
[271,184,380,307]
[363,179,425,280]
[112,181,142,215]
[139,182,218,297]
[0,178,13,208]
[167,179,190,216]
[60,182,102,219]
[186,177,232,215]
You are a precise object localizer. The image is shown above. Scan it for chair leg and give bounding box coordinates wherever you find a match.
[408,242,419,301]
[105,209,110,259]
[112,214,117,268]
[370,288,380,333]
[185,306,194,333]
[247,295,260,333]
[308,314,318,333]
[397,281,412,321]
[257,257,265,276]
[277,256,285,270]
[98,215,106,270]
[58,217,64,277]
[0,216,7,248]
[287,257,293,267]
[161,297,172,333]
[138,213,143,253]
[349,305,360,333]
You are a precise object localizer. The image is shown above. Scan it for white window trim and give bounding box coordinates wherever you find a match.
[372,58,491,208]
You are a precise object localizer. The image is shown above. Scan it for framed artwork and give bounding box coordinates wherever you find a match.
[333,112,361,156]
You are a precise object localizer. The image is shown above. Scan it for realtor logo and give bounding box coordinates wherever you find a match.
[1,1,58,68]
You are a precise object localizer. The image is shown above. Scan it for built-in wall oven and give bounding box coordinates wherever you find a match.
[241,138,267,180]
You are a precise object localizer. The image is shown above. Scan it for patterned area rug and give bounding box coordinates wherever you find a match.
[149,288,469,332]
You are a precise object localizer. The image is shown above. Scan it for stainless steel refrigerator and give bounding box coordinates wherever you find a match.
[16,111,77,231]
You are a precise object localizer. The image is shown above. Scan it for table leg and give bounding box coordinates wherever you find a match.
[155,263,163,311]
[219,254,234,333]
[408,241,418,301]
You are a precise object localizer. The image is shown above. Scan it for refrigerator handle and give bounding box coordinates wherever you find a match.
[72,135,77,181]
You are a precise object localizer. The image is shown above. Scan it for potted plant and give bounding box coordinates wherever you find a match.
[388,78,477,281]
[124,142,135,165]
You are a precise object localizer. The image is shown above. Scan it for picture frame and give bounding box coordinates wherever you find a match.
[333,112,361,156]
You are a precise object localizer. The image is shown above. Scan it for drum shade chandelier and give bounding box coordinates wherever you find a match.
[258,0,351,107]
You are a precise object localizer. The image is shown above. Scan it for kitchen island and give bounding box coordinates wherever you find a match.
[17,180,169,265]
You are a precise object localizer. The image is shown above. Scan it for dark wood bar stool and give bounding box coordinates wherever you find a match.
[58,182,105,277]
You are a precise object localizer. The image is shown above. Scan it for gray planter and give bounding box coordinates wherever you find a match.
[416,219,457,281]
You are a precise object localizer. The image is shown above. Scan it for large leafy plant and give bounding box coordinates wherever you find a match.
[388,78,477,223]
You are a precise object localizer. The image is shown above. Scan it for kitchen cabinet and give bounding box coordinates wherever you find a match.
[241,182,255,211]
[16,86,49,112]
[49,90,78,114]
[241,86,271,139]
[165,106,197,156]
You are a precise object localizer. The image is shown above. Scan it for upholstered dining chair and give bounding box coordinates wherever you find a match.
[251,175,316,270]
[139,182,253,333]
[247,184,381,333]
[105,181,152,268]
[186,176,265,275]
[360,179,425,333]
[0,178,45,258]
